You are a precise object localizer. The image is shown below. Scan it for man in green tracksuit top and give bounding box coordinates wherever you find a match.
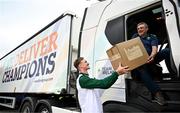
[74,57,129,113]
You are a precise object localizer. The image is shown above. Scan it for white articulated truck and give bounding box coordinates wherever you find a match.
[0,0,180,113]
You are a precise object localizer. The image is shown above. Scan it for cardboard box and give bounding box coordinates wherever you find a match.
[106,37,149,70]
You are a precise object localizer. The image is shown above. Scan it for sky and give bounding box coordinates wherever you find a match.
[0,0,98,58]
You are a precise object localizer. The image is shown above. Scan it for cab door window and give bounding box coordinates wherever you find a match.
[105,16,125,45]
[126,4,176,78]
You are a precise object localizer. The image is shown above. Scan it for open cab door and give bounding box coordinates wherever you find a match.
[162,0,180,77]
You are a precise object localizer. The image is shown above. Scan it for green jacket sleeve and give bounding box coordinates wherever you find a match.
[79,72,119,89]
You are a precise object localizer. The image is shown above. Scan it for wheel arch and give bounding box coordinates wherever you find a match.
[19,96,37,112]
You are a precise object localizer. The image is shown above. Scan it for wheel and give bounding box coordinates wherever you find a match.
[37,104,52,113]
[20,102,33,113]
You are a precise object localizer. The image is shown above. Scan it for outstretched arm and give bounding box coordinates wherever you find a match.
[79,64,129,89]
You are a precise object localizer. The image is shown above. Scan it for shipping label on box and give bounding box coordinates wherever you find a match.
[106,37,149,70]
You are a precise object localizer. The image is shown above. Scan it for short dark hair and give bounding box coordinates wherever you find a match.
[74,57,84,69]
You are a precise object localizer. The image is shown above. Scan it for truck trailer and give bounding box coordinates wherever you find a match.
[0,0,180,113]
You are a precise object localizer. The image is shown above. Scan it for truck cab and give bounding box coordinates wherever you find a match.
[79,0,180,112]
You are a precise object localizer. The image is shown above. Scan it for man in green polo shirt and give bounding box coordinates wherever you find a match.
[74,57,129,113]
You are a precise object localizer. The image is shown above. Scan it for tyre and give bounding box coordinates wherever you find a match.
[37,104,52,113]
[20,102,33,113]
